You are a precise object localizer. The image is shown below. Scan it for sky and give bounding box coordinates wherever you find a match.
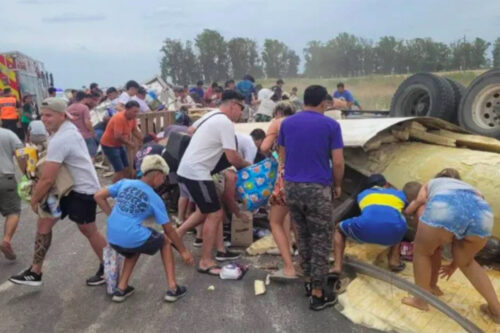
[2,0,500,88]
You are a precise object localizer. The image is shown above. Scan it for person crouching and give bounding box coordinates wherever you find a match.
[94,155,194,303]
[332,174,418,275]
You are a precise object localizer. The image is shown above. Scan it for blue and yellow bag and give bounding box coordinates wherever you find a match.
[236,158,278,211]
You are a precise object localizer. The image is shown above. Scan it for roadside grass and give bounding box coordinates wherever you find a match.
[259,70,484,110]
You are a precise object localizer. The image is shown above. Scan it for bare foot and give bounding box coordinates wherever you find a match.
[431,286,443,297]
[480,304,500,324]
[282,267,296,277]
[402,296,429,311]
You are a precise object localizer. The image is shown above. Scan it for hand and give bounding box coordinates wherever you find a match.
[334,186,342,198]
[237,212,251,223]
[439,263,457,281]
[181,250,194,265]
[31,201,39,214]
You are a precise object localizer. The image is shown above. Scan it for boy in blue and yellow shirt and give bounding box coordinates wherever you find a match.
[332,174,419,274]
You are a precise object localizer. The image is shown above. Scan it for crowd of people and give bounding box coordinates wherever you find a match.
[0,77,499,322]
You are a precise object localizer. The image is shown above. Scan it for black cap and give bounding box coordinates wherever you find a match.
[221,89,244,102]
[365,174,387,188]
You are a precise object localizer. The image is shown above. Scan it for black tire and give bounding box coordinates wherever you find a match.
[458,69,500,138]
[444,78,466,125]
[390,73,455,121]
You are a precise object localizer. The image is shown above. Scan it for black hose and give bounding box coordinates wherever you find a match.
[343,257,483,333]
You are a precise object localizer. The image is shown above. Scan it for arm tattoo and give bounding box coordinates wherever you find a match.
[33,232,52,266]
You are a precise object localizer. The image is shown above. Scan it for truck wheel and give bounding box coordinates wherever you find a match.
[444,78,466,124]
[390,73,455,121]
[458,69,500,138]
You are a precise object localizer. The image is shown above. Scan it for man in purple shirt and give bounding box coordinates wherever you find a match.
[278,85,345,311]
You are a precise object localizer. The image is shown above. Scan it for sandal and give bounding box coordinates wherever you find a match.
[480,304,500,324]
[269,269,297,282]
[197,265,222,276]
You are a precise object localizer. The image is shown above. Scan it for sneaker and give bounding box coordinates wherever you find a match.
[215,250,240,261]
[193,238,203,248]
[309,293,338,311]
[304,282,312,297]
[0,241,16,261]
[112,286,135,302]
[86,263,105,286]
[9,268,42,286]
[164,285,187,302]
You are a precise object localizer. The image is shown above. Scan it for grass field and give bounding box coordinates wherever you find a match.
[260,70,484,110]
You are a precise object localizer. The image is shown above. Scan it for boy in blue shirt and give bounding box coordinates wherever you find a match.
[94,155,194,303]
[332,174,419,276]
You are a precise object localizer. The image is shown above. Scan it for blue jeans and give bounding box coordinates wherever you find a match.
[101,145,129,172]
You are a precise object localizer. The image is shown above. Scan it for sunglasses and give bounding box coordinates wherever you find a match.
[233,100,245,111]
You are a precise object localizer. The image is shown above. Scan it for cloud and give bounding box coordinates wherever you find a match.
[42,13,106,23]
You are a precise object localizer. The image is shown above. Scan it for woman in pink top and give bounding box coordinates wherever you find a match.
[67,92,96,161]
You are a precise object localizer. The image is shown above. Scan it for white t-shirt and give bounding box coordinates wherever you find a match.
[117,91,131,105]
[256,88,275,117]
[0,128,23,175]
[177,110,236,181]
[28,120,48,136]
[46,121,100,194]
[235,132,257,164]
[132,96,151,113]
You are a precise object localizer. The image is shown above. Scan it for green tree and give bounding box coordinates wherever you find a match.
[493,38,500,68]
[375,36,400,74]
[195,29,229,82]
[160,39,201,85]
[227,38,263,79]
[471,38,490,68]
[262,39,299,77]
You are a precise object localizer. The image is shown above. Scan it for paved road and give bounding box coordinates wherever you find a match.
[0,199,377,333]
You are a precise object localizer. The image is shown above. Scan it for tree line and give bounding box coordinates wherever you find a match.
[160,30,500,84]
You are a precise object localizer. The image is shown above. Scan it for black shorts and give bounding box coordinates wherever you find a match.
[110,228,164,258]
[178,176,220,214]
[60,191,97,225]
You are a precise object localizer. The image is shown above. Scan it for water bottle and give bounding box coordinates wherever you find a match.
[47,194,61,218]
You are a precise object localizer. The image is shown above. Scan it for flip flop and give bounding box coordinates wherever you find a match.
[269,269,298,281]
[197,265,222,276]
[389,262,406,273]
[480,304,500,324]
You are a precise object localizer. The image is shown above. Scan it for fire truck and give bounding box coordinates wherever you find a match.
[0,51,52,107]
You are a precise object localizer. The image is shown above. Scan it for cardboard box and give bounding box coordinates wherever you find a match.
[231,212,253,247]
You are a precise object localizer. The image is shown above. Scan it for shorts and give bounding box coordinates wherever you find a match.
[110,228,164,258]
[101,145,129,172]
[421,190,493,239]
[178,176,220,214]
[0,175,21,216]
[84,137,98,157]
[339,209,407,246]
[269,168,286,206]
[59,191,97,224]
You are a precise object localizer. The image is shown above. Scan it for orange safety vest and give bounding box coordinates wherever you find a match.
[0,96,18,120]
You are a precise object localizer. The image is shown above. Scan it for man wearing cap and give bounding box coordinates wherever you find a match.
[9,97,108,287]
[177,90,250,275]
[0,126,26,260]
[94,155,194,302]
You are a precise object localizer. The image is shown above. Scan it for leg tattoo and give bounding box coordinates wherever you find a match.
[33,232,52,266]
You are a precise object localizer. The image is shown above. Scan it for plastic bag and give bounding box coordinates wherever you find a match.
[17,175,33,202]
[103,245,124,295]
[236,158,278,211]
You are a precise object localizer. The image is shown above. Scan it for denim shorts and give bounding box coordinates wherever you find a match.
[84,137,98,157]
[101,145,129,172]
[421,190,493,239]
